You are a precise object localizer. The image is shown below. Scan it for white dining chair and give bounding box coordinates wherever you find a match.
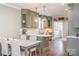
[21,35,27,40]
[0,37,9,56]
[29,35,37,56]
[8,37,14,56]
[8,37,13,41]
[0,37,2,56]
[10,39,21,56]
[30,35,37,41]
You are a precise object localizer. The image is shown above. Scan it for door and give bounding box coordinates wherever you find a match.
[54,20,68,39]
[54,21,63,39]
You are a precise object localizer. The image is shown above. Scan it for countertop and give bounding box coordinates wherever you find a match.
[67,36,79,39]
[27,34,52,37]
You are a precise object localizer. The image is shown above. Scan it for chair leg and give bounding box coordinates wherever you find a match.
[29,50,31,56]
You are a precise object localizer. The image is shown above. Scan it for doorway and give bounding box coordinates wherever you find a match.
[54,21,64,39]
[54,20,68,40]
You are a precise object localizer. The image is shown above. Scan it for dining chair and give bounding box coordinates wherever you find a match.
[21,35,27,40]
[30,35,37,41]
[0,37,9,56]
[0,43,2,56]
[29,35,37,56]
[0,37,2,56]
[8,37,14,56]
[10,39,21,56]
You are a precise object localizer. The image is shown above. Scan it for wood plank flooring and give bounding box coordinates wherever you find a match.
[48,38,67,56]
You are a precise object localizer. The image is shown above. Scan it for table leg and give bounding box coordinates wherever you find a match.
[25,48,29,56]
[38,44,42,56]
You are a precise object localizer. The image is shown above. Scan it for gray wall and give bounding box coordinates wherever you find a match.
[0,4,21,38]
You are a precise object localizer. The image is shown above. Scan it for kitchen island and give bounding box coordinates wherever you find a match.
[28,34,52,56]
[66,36,79,56]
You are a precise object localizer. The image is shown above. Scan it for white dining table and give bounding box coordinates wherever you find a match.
[0,39,41,56]
[11,39,40,47]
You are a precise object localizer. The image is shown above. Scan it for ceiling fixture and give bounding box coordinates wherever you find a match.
[34,5,47,21]
[35,5,46,16]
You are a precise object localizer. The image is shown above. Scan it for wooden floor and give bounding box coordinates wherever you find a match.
[48,38,67,56]
[29,38,68,56]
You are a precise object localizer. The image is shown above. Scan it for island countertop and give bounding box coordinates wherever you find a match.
[27,34,52,37]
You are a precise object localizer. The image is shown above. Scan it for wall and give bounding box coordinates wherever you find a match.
[0,4,21,38]
[68,9,75,35]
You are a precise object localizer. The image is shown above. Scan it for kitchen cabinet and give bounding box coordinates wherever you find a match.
[27,33,51,56]
[67,4,79,35]
[37,37,49,56]
[67,36,79,55]
[37,35,51,56]
[21,9,52,29]
[21,14,26,28]
[71,4,79,28]
[21,9,38,28]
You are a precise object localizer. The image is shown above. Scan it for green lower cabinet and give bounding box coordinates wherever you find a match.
[37,37,49,56]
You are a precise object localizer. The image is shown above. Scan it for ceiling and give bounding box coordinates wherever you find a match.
[3,3,69,16]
